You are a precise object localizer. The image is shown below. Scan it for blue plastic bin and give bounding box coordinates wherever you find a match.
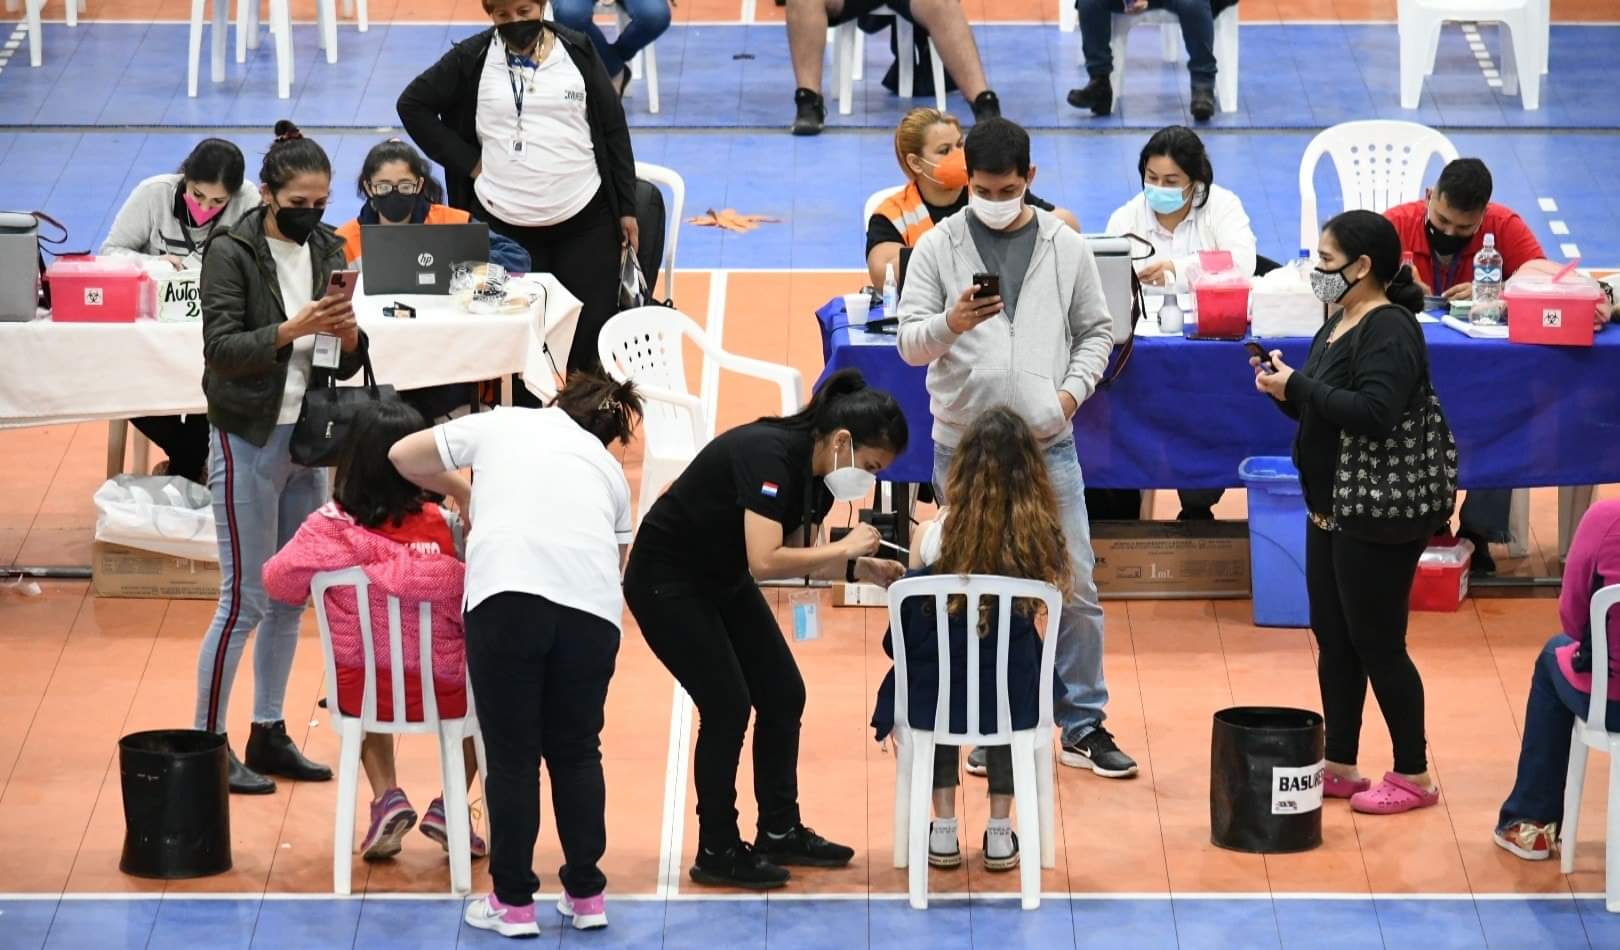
[1240,457,1310,628]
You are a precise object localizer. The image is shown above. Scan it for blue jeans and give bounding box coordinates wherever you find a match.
[1497,633,1620,830]
[550,0,673,78]
[1077,0,1217,87]
[193,424,327,733]
[933,436,1109,745]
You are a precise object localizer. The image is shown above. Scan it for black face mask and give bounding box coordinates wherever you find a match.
[496,19,544,51]
[272,203,324,246]
[1425,219,1472,257]
[370,191,419,224]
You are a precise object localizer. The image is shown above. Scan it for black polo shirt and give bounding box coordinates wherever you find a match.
[636,421,833,586]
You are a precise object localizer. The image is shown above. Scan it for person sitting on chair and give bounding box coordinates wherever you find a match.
[549,0,672,96]
[1068,0,1235,122]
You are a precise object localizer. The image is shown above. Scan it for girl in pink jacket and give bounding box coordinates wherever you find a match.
[264,401,485,863]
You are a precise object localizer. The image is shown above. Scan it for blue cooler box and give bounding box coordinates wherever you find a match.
[1239,457,1309,628]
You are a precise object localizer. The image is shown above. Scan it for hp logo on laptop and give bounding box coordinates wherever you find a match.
[417,252,435,267]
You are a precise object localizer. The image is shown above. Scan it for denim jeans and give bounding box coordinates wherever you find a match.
[933,436,1109,745]
[549,0,673,78]
[194,424,328,733]
[1460,488,1513,544]
[1077,0,1217,87]
[1497,633,1620,830]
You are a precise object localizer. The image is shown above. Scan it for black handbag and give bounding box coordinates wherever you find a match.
[1330,309,1458,539]
[290,343,399,467]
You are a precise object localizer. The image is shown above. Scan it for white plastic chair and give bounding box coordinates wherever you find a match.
[1296,120,1460,253]
[13,0,83,67]
[310,567,486,896]
[1397,0,1547,111]
[1559,583,1620,913]
[1107,6,1239,115]
[634,161,685,299]
[598,1,660,114]
[832,6,947,117]
[597,307,802,527]
[863,185,904,233]
[888,574,1062,911]
[192,0,299,98]
[1058,0,1077,32]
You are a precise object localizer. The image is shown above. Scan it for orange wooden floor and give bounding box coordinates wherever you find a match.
[1,268,1614,901]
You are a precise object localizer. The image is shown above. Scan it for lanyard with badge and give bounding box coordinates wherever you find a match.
[505,49,538,155]
[791,462,822,642]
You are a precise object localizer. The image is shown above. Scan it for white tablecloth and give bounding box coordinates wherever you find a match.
[0,275,581,428]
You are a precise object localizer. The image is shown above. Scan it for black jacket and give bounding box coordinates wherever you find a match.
[396,24,637,227]
[199,207,364,448]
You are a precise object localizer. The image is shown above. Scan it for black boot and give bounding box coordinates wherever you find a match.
[791,88,825,136]
[1066,76,1113,116]
[244,720,333,782]
[1190,85,1216,121]
[227,744,275,795]
[1459,529,1497,576]
[971,89,1002,123]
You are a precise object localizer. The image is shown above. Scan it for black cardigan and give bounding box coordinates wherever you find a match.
[396,24,637,227]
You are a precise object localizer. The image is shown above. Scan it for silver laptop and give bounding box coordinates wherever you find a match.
[1085,236,1138,345]
[360,223,491,296]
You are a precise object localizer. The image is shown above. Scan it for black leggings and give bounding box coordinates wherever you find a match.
[623,551,806,852]
[473,188,622,376]
[464,591,619,906]
[1305,523,1429,775]
[131,414,210,483]
[934,745,1013,796]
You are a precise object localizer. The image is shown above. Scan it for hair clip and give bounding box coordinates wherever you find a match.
[597,396,621,412]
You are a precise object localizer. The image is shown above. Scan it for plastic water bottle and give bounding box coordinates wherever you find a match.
[1471,233,1504,325]
[882,262,898,318]
[1293,248,1312,279]
[1157,295,1183,335]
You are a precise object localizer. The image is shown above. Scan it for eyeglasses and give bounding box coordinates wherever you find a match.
[369,181,422,197]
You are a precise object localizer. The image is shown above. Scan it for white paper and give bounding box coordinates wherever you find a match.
[1271,761,1325,816]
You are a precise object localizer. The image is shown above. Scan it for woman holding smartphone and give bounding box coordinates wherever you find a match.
[194,120,368,795]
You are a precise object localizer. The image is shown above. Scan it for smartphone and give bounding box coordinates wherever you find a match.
[1422,294,1447,313]
[972,272,1000,301]
[324,269,360,302]
[1244,340,1276,374]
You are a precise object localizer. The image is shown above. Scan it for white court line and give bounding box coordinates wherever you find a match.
[1550,220,1569,235]
[4,890,1608,902]
[655,683,695,898]
[1539,198,1560,213]
[1561,242,1581,258]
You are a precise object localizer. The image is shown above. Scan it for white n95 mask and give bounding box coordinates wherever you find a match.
[823,439,876,503]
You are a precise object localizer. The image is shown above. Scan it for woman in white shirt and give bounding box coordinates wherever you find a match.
[397,0,638,378]
[1104,125,1258,520]
[390,372,642,939]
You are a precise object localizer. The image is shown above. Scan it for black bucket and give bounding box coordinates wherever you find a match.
[1209,706,1325,854]
[118,729,232,879]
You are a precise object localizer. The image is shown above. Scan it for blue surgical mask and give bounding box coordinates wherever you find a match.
[1144,183,1190,215]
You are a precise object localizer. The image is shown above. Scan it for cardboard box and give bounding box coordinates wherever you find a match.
[1092,520,1251,599]
[92,541,220,600]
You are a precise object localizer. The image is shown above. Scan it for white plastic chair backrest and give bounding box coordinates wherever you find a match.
[887,574,1063,746]
[864,185,904,234]
[311,567,443,732]
[1579,584,1620,746]
[1297,120,1460,252]
[597,306,710,460]
[635,161,685,296]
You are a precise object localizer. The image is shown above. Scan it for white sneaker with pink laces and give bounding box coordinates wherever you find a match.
[556,891,608,930]
[464,894,539,938]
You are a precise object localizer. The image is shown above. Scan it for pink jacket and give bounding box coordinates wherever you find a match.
[1556,499,1620,699]
[263,502,468,721]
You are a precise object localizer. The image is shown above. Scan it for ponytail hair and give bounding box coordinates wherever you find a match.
[554,371,643,447]
[765,369,909,454]
[1322,209,1425,314]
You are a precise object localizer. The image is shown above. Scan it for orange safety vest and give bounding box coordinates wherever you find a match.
[874,181,938,249]
[336,204,472,264]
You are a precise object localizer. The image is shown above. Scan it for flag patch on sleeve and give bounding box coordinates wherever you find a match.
[761,482,780,498]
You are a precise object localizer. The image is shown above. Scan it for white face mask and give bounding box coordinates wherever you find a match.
[969,189,1025,230]
[823,436,876,503]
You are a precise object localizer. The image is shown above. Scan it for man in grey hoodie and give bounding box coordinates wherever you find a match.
[897,118,1137,779]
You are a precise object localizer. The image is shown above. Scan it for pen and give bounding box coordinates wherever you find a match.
[878,539,910,556]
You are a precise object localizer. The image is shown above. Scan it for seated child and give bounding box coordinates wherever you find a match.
[872,406,1074,871]
[263,400,485,862]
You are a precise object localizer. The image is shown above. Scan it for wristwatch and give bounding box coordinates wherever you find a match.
[845,559,859,584]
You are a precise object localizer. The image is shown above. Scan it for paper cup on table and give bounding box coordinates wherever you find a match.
[843,293,872,327]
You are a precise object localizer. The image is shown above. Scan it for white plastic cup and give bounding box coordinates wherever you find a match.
[843,292,872,327]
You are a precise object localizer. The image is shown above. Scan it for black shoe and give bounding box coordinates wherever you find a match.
[963,747,989,777]
[1190,85,1216,121]
[615,66,632,98]
[244,720,333,782]
[791,88,825,136]
[971,90,1001,123]
[1177,507,1216,521]
[689,841,791,889]
[754,823,854,868]
[1066,76,1113,116]
[1459,530,1497,576]
[1060,726,1139,778]
[227,744,275,795]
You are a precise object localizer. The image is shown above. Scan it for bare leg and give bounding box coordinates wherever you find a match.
[461,736,480,789]
[787,0,834,91]
[933,786,955,818]
[908,0,989,101]
[988,792,1011,820]
[360,734,397,801]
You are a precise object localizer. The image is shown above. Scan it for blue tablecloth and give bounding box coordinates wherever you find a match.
[817,304,1620,490]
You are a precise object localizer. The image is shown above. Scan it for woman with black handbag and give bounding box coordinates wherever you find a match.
[1253,209,1458,817]
[194,120,366,795]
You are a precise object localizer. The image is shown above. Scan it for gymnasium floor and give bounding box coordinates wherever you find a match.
[4,1,1620,947]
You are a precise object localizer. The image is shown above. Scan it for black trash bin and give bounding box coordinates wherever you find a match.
[119,729,232,879]
[1209,707,1324,854]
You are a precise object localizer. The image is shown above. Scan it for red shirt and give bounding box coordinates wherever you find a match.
[1384,200,1546,292]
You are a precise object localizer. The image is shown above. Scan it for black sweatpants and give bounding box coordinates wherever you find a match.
[131,413,210,483]
[473,188,622,376]
[464,591,620,906]
[1305,523,1429,775]
[623,551,807,852]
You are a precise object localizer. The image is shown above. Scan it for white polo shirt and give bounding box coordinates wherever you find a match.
[434,406,633,628]
[474,38,602,228]
[1104,184,1258,294]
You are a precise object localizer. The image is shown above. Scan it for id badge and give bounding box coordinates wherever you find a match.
[312,333,341,369]
[790,590,821,642]
[510,138,525,154]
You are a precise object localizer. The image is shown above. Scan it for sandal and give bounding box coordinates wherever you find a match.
[1349,772,1440,815]
[1323,771,1371,799]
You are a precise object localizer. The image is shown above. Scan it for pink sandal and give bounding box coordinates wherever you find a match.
[1323,772,1371,799]
[1349,772,1440,815]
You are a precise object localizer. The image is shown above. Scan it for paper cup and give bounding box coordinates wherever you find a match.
[843,293,872,327]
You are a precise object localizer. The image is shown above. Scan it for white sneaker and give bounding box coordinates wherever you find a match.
[928,818,962,868]
[555,891,608,930]
[463,894,540,938]
[983,825,1019,872]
